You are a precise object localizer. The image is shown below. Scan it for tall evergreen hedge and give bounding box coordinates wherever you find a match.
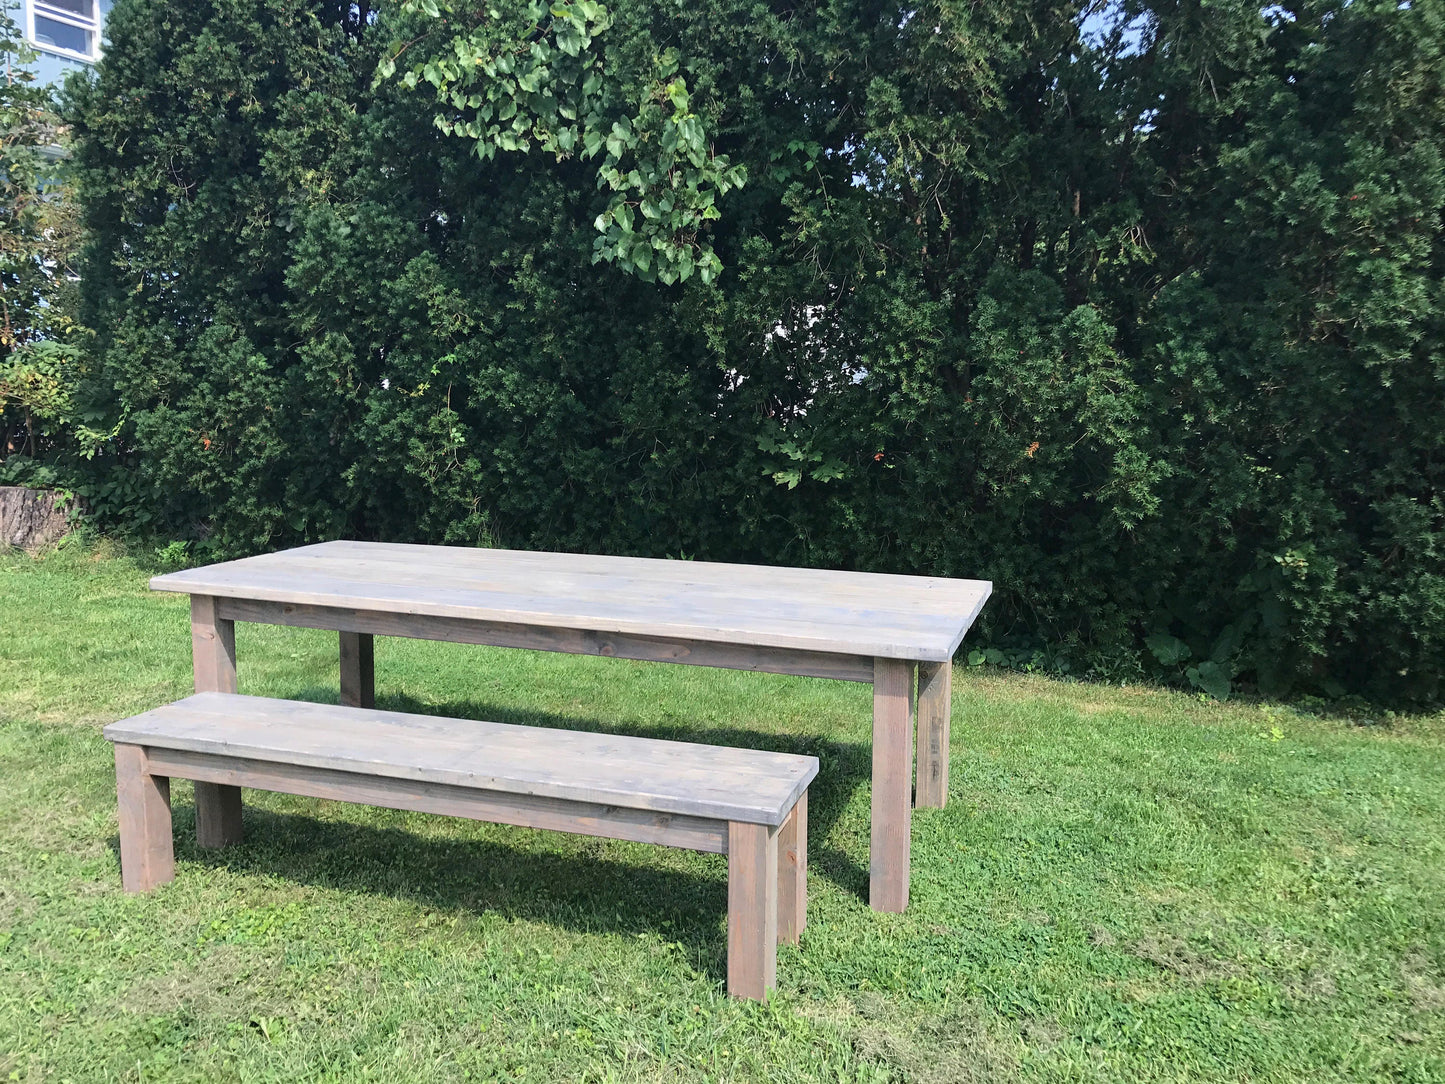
[66,0,1445,705]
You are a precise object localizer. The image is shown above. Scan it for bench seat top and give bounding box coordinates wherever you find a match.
[104,693,818,827]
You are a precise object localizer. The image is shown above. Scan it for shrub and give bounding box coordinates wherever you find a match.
[66,0,1445,706]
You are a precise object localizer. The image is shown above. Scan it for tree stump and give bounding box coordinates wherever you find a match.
[0,486,77,553]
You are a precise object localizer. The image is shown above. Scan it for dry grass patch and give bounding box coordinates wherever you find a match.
[808,993,1023,1084]
[1402,951,1445,1013]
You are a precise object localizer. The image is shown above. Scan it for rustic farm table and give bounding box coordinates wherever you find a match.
[151,541,991,912]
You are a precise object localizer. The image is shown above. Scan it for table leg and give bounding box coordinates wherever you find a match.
[191,595,236,694]
[915,660,952,808]
[190,595,243,848]
[339,631,375,708]
[871,658,915,912]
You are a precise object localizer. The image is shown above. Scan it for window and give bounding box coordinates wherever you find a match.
[26,0,101,62]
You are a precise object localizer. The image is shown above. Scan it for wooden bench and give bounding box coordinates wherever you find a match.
[103,693,816,1000]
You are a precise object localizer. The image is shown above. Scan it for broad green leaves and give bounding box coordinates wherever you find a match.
[1145,633,1234,701]
[755,426,847,490]
[385,0,742,284]
[1145,633,1191,667]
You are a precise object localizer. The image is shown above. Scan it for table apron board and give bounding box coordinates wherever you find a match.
[213,596,877,683]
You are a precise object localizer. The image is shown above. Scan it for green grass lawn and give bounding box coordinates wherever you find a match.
[2,544,1443,1082]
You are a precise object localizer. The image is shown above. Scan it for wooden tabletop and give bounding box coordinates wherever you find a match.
[105,693,818,826]
[151,541,992,662]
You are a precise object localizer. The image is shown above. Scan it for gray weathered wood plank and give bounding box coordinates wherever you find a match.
[142,747,730,854]
[103,693,818,827]
[914,660,952,809]
[727,821,778,1000]
[190,595,236,694]
[114,743,174,892]
[190,596,244,848]
[193,781,244,849]
[152,542,992,662]
[777,790,806,945]
[213,598,874,683]
[339,630,375,708]
[870,658,915,912]
[177,565,959,659]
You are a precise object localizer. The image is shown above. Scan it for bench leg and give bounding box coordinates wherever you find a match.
[192,595,244,847]
[115,743,174,892]
[194,782,244,849]
[871,658,915,912]
[728,821,778,1000]
[777,792,807,944]
[339,631,375,709]
[915,661,951,808]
